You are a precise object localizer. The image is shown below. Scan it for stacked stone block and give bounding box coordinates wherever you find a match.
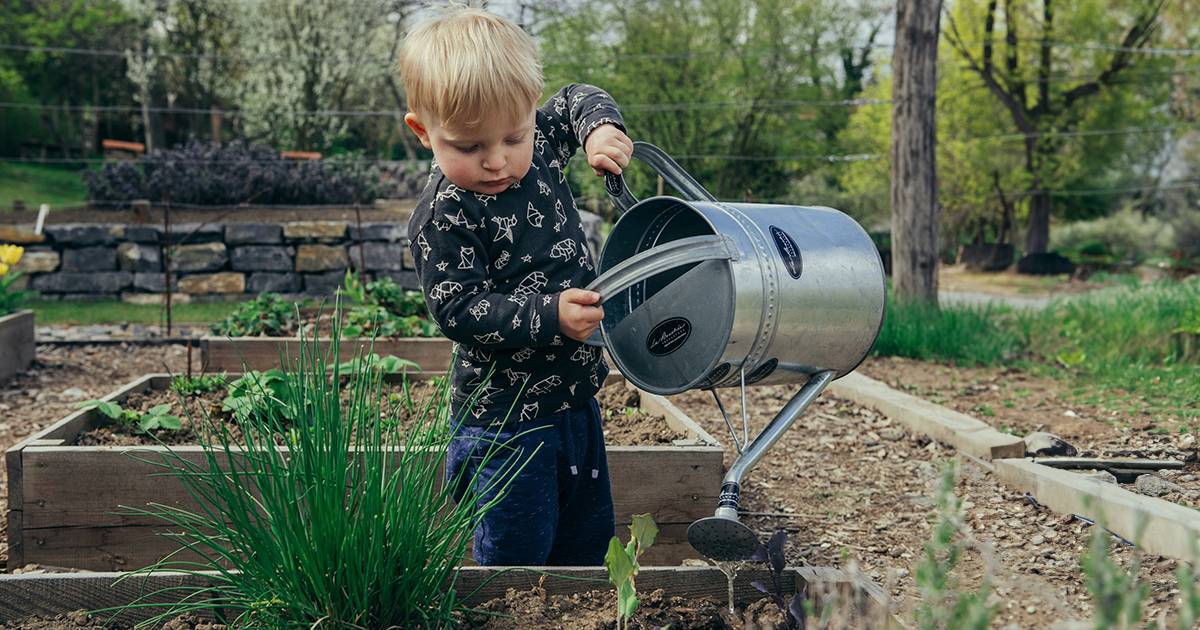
[11,220,419,300]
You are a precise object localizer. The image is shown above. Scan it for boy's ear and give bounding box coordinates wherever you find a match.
[404,113,433,149]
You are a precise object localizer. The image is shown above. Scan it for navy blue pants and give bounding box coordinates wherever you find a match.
[446,398,615,566]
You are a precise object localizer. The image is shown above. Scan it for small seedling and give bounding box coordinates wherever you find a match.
[222,370,296,423]
[170,373,227,396]
[337,353,419,376]
[76,400,182,434]
[605,513,658,630]
[750,530,807,629]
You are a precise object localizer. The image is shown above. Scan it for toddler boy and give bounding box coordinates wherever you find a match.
[399,6,633,565]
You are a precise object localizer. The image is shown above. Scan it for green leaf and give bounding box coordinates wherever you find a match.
[156,415,182,430]
[138,415,157,433]
[617,580,639,619]
[630,513,658,553]
[604,536,635,587]
[148,403,173,416]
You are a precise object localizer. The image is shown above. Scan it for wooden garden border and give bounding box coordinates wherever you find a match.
[995,458,1200,561]
[0,310,35,383]
[5,373,723,571]
[0,565,895,626]
[200,335,456,372]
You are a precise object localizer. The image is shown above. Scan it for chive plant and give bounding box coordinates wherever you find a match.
[112,316,526,628]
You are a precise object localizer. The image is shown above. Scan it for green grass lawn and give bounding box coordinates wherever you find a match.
[876,277,1200,424]
[30,298,244,326]
[0,163,90,210]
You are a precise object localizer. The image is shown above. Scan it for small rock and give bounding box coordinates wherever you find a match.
[1063,410,1078,418]
[1077,470,1118,485]
[1031,534,1045,545]
[1024,431,1078,457]
[60,387,88,401]
[880,427,905,441]
[1180,434,1196,449]
[1135,474,1187,497]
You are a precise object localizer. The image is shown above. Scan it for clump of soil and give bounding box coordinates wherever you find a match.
[464,587,729,629]
[595,381,687,445]
[72,380,688,447]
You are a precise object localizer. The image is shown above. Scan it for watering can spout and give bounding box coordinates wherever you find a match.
[686,370,836,561]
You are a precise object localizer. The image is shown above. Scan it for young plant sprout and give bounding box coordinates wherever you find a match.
[605,513,659,630]
[76,399,182,434]
[750,530,807,629]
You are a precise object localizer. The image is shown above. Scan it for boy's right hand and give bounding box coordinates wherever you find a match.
[558,289,604,342]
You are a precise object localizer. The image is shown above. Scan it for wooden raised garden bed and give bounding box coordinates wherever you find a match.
[0,310,34,383]
[5,373,723,571]
[200,334,456,372]
[0,565,894,627]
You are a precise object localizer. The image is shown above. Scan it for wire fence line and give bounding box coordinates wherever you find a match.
[4,37,1200,64]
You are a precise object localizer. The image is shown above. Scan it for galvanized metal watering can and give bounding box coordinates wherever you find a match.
[583,142,886,561]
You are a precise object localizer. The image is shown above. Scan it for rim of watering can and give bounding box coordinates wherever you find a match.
[596,195,735,396]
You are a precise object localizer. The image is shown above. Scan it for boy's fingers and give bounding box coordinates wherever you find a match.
[564,288,601,304]
[590,154,621,176]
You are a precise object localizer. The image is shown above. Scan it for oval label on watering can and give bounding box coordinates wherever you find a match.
[646,317,692,356]
[769,225,803,279]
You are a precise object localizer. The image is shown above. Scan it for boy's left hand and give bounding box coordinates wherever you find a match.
[584,124,633,177]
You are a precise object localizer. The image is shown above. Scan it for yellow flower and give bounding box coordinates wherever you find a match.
[0,245,23,266]
[0,262,8,276]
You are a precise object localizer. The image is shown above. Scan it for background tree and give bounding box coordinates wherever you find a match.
[890,0,943,303]
[944,0,1171,255]
[536,0,888,208]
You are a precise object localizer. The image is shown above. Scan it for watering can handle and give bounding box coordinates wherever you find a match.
[581,234,736,347]
[604,142,718,213]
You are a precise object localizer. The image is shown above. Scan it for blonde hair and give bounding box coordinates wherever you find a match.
[398,6,543,130]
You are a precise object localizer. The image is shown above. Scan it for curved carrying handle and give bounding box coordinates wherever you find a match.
[605,141,718,213]
[584,234,735,304]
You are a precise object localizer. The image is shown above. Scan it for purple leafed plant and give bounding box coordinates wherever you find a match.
[750,530,807,630]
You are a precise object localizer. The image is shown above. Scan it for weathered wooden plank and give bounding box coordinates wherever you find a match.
[0,310,35,383]
[22,521,699,573]
[21,445,717,530]
[995,458,1200,561]
[1034,457,1185,471]
[0,566,889,623]
[0,571,214,625]
[829,371,1025,460]
[201,336,456,372]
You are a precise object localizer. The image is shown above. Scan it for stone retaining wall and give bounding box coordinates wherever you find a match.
[0,212,603,301]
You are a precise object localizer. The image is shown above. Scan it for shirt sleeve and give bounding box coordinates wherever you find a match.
[537,83,626,164]
[410,194,562,350]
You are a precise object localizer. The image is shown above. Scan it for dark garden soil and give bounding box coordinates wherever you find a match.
[67,379,681,448]
[668,363,1189,628]
[464,587,801,630]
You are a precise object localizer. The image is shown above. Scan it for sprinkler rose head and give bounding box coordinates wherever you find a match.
[687,515,760,561]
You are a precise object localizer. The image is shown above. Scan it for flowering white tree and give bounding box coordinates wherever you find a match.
[235,0,402,151]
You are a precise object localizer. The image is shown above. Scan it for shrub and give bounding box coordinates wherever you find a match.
[209,293,299,337]
[85,140,424,207]
[1050,208,1175,266]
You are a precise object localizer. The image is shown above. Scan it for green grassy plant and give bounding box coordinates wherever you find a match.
[109,325,528,628]
[914,462,993,630]
[0,163,89,209]
[29,299,244,326]
[605,513,658,630]
[873,297,1025,366]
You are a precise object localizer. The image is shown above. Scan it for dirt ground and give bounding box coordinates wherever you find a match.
[670,359,1192,629]
[0,345,1194,628]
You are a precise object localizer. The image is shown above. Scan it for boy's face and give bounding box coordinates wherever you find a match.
[405,107,536,195]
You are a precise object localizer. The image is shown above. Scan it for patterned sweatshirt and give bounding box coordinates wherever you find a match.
[407,84,624,426]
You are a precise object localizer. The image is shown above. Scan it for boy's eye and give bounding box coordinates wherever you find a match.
[505,135,525,145]
[455,144,479,153]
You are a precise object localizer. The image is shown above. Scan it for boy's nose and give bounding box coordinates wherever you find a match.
[482,150,506,171]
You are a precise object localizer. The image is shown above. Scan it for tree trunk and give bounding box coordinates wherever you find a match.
[1025,191,1052,254]
[890,0,943,304]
